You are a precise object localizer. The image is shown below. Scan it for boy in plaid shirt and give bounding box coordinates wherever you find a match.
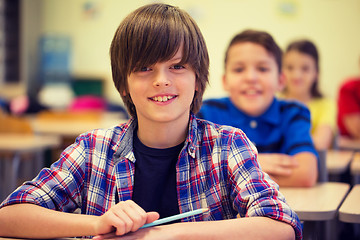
[0,3,301,240]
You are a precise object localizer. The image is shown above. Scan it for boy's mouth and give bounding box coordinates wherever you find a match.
[150,95,177,102]
[242,89,261,96]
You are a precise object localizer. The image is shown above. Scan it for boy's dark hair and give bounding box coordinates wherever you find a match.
[110,3,209,118]
[285,39,323,98]
[224,29,283,73]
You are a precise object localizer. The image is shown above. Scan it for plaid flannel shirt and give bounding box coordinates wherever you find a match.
[1,113,302,239]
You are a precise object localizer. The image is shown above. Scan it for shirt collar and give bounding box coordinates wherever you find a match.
[113,118,137,163]
[184,112,198,159]
[113,113,198,162]
[260,98,281,125]
[228,97,281,125]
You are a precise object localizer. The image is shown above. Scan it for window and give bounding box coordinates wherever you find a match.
[0,0,20,84]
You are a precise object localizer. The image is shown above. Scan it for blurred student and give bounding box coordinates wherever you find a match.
[197,30,318,187]
[0,4,301,240]
[337,56,360,139]
[0,96,9,112]
[281,40,336,150]
[10,84,74,115]
[9,94,48,115]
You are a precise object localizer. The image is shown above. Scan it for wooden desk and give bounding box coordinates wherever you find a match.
[337,136,360,151]
[351,152,360,175]
[350,152,360,184]
[0,238,73,240]
[280,182,350,221]
[326,150,354,175]
[30,112,127,138]
[0,134,60,152]
[281,182,350,240]
[339,184,360,223]
[28,112,127,160]
[0,134,61,201]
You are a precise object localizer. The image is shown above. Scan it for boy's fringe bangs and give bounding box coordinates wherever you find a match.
[129,10,191,71]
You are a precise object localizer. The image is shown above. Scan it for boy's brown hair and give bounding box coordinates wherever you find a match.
[224,29,282,73]
[110,3,209,118]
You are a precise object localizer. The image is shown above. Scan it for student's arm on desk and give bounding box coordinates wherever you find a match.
[0,204,296,240]
[0,201,159,238]
[312,124,334,150]
[95,217,295,240]
[258,152,317,187]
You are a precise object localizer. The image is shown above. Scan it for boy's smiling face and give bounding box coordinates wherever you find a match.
[223,42,284,117]
[127,46,196,125]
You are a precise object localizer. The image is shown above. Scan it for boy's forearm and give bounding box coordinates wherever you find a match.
[272,152,318,187]
[0,205,296,240]
[166,217,295,240]
[103,217,296,240]
[0,203,98,238]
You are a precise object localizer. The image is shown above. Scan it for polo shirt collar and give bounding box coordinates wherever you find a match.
[260,98,281,125]
[228,97,281,126]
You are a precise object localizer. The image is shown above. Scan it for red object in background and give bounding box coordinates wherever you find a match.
[69,95,106,112]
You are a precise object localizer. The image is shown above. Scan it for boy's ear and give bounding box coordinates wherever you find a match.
[222,74,229,91]
[277,72,286,91]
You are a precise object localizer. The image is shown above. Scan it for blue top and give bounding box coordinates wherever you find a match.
[197,97,317,156]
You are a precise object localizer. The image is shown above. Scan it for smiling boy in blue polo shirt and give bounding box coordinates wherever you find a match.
[198,30,318,187]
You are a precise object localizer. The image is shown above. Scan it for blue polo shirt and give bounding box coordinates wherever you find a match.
[197,97,317,156]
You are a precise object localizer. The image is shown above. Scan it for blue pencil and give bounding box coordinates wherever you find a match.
[140,208,208,229]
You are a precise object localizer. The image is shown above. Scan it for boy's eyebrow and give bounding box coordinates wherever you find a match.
[229,60,271,65]
[258,60,275,66]
[170,57,183,62]
[228,60,274,68]
[257,60,272,64]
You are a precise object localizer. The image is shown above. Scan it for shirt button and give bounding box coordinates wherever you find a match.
[250,120,257,129]
[120,180,128,187]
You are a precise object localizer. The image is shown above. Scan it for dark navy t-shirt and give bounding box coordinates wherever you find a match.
[131,132,183,220]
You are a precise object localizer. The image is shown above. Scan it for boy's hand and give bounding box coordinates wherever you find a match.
[93,200,159,239]
[258,153,299,176]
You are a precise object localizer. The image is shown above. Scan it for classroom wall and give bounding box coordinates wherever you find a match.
[22,0,360,104]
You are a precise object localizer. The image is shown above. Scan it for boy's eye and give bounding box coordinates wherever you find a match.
[233,67,243,73]
[139,67,151,72]
[258,67,269,72]
[171,65,185,70]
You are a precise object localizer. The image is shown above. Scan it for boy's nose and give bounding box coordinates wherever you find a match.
[244,69,258,82]
[153,71,171,87]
